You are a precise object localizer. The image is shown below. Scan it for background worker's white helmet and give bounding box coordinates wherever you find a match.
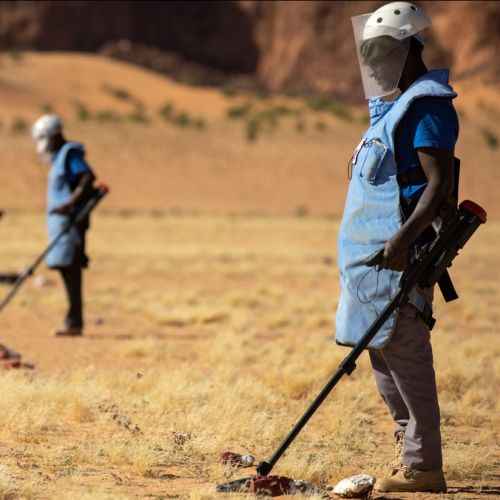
[32,115,63,162]
[31,114,63,139]
[352,2,431,99]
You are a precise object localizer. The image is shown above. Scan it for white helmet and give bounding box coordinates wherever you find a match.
[352,2,431,99]
[32,115,63,162]
[31,114,63,139]
[363,2,431,41]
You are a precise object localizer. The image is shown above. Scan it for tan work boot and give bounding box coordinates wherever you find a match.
[53,326,82,337]
[375,465,447,493]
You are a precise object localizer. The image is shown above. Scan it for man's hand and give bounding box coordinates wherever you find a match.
[52,203,73,215]
[379,147,454,272]
[52,172,96,216]
[380,234,409,271]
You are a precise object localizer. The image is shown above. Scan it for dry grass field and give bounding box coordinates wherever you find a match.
[0,212,498,499]
[0,53,499,499]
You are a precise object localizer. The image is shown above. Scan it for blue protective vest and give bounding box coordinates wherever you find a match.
[335,70,456,349]
[45,142,85,268]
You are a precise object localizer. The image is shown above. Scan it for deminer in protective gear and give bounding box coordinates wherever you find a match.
[32,115,96,336]
[336,2,459,493]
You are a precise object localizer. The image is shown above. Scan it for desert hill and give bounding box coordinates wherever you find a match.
[0,52,498,217]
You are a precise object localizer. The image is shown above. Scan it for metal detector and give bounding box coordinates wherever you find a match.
[0,183,109,313]
[252,199,487,477]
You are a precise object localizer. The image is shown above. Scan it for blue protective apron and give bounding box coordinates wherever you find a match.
[45,142,85,269]
[335,70,456,349]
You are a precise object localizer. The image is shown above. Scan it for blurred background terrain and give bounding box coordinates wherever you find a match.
[0,0,498,215]
[1,1,499,96]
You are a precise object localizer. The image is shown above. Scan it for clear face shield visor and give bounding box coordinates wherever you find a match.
[352,13,411,99]
[32,133,53,163]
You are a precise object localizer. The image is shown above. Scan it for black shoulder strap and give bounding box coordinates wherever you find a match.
[437,270,459,302]
[436,158,460,303]
[453,157,460,200]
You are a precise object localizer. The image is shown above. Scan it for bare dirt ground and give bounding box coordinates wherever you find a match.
[0,53,498,498]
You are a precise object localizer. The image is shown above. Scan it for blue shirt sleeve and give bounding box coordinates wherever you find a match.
[395,97,459,201]
[65,150,93,188]
[412,97,459,150]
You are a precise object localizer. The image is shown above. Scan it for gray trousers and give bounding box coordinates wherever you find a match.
[369,288,442,471]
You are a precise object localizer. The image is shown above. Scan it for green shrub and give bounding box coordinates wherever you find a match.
[226,102,252,119]
[256,89,271,100]
[8,49,23,63]
[481,127,498,149]
[102,84,132,101]
[315,121,327,131]
[158,103,206,129]
[254,105,298,131]
[221,84,238,97]
[256,109,277,129]
[128,105,149,123]
[95,110,121,123]
[246,117,260,142]
[11,117,28,133]
[360,114,370,126]
[178,71,199,86]
[282,88,298,98]
[456,107,467,120]
[172,112,190,127]
[305,94,352,121]
[328,101,352,121]
[267,104,297,117]
[159,103,174,121]
[477,99,487,111]
[194,118,206,129]
[305,94,332,112]
[295,120,305,132]
[73,100,91,121]
[239,103,302,141]
[294,205,309,217]
[40,103,54,114]
[279,104,297,114]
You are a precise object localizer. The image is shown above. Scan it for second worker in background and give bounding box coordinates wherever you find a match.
[32,115,96,337]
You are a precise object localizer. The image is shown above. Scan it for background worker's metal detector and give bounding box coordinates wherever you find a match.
[0,183,109,314]
[0,273,20,285]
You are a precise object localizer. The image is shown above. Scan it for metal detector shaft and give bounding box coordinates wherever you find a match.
[257,200,487,476]
[257,286,406,476]
[0,184,109,313]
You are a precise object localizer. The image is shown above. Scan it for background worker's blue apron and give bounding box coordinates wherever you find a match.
[45,142,85,269]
